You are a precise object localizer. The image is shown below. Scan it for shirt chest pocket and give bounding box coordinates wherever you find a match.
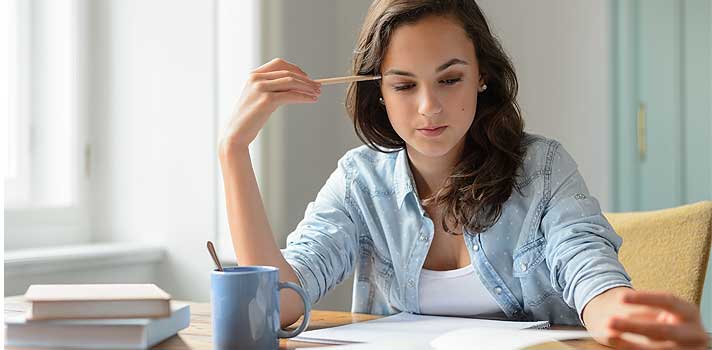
[512,237,546,278]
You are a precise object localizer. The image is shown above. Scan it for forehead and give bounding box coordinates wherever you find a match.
[381,15,476,71]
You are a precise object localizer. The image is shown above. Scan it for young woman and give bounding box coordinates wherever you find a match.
[218,0,708,348]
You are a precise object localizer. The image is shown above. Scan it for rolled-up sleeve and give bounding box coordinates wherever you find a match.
[542,142,633,324]
[281,154,360,306]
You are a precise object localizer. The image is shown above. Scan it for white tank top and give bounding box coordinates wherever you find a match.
[418,264,503,317]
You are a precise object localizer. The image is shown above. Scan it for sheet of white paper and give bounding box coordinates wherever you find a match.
[304,328,591,350]
[431,327,592,350]
[293,312,550,345]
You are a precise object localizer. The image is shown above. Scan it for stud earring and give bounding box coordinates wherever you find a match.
[379,96,385,105]
[479,84,488,93]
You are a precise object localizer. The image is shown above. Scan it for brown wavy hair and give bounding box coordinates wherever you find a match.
[345,0,526,235]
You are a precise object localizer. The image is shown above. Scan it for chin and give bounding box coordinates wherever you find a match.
[408,140,457,158]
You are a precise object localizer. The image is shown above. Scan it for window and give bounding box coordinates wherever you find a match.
[5,0,29,206]
[5,0,261,253]
[5,0,90,250]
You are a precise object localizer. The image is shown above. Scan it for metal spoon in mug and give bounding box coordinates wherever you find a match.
[206,241,224,271]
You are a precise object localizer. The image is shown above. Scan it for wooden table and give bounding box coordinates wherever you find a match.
[5,298,608,349]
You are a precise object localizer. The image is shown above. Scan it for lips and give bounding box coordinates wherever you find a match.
[417,126,447,137]
[418,125,447,131]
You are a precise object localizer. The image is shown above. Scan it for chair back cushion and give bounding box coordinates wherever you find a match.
[604,201,712,305]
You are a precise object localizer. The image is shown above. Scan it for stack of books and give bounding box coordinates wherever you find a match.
[4,284,191,349]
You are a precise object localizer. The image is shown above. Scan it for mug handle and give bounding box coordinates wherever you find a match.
[277,281,312,338]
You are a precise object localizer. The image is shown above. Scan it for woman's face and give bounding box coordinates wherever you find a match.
[380,15,482,160]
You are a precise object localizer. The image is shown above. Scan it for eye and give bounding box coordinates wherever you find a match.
[441,77,462,85]
[393,83,415,91]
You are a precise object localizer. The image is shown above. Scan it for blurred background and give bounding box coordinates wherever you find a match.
[3,0,711,329]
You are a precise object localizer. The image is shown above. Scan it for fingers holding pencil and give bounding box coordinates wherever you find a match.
[221,59,381,152]
[254,58,381,85]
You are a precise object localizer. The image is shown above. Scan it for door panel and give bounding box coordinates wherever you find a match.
[638,0,682,210]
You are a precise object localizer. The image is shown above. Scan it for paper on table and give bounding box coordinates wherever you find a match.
[292,312,550,345]
[431,327,591,350]
[304,327,591,350]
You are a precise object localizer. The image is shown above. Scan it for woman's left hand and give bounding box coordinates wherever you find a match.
[606,290,709,350]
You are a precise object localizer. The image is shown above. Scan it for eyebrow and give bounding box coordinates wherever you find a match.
[383,58,469,77]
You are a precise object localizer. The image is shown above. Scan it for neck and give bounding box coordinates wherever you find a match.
[407,137,466,200]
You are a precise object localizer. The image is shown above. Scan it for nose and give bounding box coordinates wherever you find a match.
[417,86,443,118]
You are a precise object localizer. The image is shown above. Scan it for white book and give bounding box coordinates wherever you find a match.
[24,284,172,320]
[4,302,190,350]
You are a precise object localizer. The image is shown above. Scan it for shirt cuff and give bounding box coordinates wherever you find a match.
[282,249,322,306]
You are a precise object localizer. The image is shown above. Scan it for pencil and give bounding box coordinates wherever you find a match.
[314,75,382,85]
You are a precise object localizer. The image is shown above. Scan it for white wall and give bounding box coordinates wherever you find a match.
[87,0,217,301]
[477,0,613,210]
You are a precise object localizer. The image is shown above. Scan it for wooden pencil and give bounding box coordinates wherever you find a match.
[314,75,382,85]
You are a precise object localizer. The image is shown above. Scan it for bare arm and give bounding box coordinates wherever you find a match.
[582,286,633,345]
[218,146,305,328]
[218,58,321,328]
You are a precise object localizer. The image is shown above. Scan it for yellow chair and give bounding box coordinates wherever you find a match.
[604,201,712,305]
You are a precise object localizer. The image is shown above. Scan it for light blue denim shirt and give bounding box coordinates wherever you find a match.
[281,133,632,326]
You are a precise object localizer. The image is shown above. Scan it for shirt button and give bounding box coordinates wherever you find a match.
[473,244,479,252]
[494,286,503,295]
[408,279,415,288]
[419,234,427,241]
[520,262,528,272]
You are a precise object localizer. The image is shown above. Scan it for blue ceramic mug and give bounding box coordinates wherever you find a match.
[211,266,311,350]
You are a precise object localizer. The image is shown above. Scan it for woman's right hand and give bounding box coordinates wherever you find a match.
[219,58,322,152]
